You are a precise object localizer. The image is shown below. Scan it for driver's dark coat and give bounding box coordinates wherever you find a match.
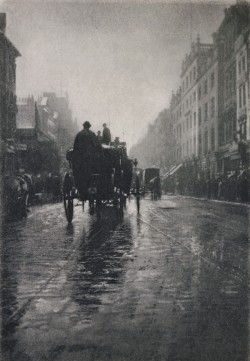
[73,129,102,196]
[73,128,100,157]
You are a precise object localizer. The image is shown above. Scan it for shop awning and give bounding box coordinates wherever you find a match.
[164,163,183,177]
[163,165,176,178]
[169,163,183,176]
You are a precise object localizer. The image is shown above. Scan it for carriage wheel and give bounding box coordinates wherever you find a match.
[63,191,74,223]
[89,199,95,215]
[135,175,140,213]
[119,192,124,210]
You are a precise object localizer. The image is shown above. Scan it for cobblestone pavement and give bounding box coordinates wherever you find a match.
[1,196,250,361]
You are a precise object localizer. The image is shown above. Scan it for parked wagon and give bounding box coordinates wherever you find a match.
[63,142,140,223]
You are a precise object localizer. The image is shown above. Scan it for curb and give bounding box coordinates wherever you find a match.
[182,195,250,208]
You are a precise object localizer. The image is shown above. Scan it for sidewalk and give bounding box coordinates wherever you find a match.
[182,195,250,208]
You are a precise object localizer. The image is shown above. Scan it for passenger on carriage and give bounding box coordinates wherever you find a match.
[97,130,102,143]
[102,123,111,145]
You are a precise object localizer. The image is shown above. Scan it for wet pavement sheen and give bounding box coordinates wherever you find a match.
[1,196,250,361]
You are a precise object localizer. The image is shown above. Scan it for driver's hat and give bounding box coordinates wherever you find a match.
[83,121,91,128]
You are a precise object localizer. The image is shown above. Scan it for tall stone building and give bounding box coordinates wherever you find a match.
[234,25,250,170]
[37,92,79,171]
[215,3,250,174]
[171,36,217,178]
[0,13,20,142]
[170,2,250,181]
[196,40,219,177]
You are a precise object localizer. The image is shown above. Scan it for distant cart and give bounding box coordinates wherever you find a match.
[141,167,161,199]
[62,142,140,223]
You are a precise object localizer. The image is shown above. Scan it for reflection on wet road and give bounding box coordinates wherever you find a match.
[1,196,250,361]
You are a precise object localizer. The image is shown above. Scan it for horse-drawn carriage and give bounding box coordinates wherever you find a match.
[141,167,161,199]
[62,141,140,223]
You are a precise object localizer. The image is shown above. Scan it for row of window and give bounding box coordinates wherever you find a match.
[238,55,246,76]
[198,72,215,100]
[173,72,216,122]
[182,66,197,92]
[239,84,247,108]
[175,98,216,139]
[176,127,215,158]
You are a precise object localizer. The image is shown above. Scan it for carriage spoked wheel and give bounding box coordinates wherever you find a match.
[135,174,140,214]
[63,190,74,223]
[118,192,124,212]
[89,198,95,215]
[63,172,74,224]
[118,170,125,214]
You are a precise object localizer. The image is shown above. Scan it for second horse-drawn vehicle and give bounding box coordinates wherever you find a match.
[62,140,140,223]
[141,167,161,199]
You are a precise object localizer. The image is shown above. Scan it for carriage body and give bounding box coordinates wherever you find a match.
[63,143,133,222]
[142,167,160,194]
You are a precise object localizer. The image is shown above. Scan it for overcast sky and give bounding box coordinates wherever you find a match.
[2,0,229,148]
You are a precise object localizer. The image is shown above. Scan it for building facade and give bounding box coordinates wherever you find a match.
[235,26,250,169]
[0,13,20,142]
[215,4,250,174]
[169,3,250,184]
[15,95,61,175]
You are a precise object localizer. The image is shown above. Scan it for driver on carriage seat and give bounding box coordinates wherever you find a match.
[73,121,102,200]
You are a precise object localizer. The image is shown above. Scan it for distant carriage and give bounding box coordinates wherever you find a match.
[141,167,161,199]
[63,142,140,223]
[149,176,161,200]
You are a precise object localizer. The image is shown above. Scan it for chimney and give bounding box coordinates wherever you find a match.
[0,13,6,34]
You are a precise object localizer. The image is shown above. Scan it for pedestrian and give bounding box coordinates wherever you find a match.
[102,123,111,145]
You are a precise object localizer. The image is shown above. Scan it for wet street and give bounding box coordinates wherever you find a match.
[1,195,250,361]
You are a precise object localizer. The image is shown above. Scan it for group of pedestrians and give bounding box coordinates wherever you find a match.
[164,172,249,203]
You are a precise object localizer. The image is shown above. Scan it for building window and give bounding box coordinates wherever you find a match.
[211,72,215,88]
[193,91,196,102]
[186,76,188,89]
[204,80,208,94]
[238,60,241,76]
[211,127,215,151]
[204,102,208,121]
[240,122,247,140]
[242,56,245,72]
[190,70,192,83]
[193,66,196,80]
[190,114,192,128]
[211,97,215,118]
[194,136,196,148]
[194,112,196,126]
[198,85,201,100]
[198,107,202,125]
[186,118,189,130]
[243,84,246,106]
[204,130,208,154]
[186,99,189,108]
[239,87,242,108]
[198,133,202,155]
[225,75,229,99]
